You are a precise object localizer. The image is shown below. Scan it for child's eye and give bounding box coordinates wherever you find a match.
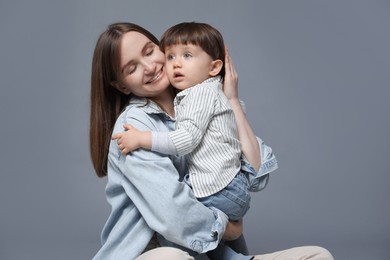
[183,53,192,58]
[166,54,174,61]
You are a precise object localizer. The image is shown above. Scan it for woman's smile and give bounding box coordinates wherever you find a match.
[146,67,164,84]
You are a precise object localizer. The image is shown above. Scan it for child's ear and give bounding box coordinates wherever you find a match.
[209,59,223,77]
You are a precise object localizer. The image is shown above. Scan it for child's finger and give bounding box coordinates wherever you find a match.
[123,124,133,130]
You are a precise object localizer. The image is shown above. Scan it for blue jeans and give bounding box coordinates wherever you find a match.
[186,172,251,221]
[185,172,253,260]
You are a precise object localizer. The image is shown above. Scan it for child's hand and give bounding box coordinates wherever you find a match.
[222,46,239,101]
[112,124,146,155]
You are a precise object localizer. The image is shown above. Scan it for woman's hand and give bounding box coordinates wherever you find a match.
[222,46,261,172]
[222,46,239,101]
[222,219,243,241]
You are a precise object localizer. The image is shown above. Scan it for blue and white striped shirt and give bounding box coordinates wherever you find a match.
[152,77,242,197]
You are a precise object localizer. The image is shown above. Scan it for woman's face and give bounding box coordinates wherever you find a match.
[115,31,170,98]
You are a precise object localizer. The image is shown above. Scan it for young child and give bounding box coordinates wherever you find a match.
[114,22,252,221]
[113,21,258,259]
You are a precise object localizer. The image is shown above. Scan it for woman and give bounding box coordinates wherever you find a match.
[90,22,333,260]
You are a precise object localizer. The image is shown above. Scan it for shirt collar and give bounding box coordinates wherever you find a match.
[129,96,175,121]
[175,76,222,102]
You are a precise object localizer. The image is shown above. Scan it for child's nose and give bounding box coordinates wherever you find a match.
[173,59,181,68]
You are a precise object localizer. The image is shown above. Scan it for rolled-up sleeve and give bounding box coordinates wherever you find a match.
[241,137,278,192]
[117,111,228,253]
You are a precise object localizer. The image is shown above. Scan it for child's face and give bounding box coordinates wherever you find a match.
[164,44,215,91]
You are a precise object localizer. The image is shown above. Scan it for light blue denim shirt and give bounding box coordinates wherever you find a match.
[92,97,278,259]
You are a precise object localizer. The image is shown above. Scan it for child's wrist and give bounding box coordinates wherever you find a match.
[140,131,152,150]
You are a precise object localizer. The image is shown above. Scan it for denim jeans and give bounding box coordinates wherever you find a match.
[186,172,251,221]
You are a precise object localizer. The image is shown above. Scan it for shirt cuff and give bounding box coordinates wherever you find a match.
[190,207,228,253]
[151,131,178,155]
[241,137,278,192]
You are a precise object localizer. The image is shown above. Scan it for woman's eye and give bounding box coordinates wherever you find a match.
[145,47,154,56]
[126,66,136,75]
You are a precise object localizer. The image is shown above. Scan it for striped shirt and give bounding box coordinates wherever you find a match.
[152,77,242,197]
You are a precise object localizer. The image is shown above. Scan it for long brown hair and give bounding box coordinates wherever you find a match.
[90,23,159,177]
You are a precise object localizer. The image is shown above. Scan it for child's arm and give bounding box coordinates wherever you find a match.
[112,124,152,155]
[112,124,178,155]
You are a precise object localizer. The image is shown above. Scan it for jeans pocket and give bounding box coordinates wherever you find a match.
[218,175,251,220]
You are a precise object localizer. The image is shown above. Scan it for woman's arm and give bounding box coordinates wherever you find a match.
[113,109,235,253]
[223,47,261,172]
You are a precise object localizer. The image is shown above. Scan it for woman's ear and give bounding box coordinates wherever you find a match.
[111,81,131,95]
[209,59,223,77]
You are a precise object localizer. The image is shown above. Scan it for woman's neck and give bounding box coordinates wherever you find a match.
[150,87,175,117]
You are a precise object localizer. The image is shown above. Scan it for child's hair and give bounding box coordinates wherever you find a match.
[160,22,225,78]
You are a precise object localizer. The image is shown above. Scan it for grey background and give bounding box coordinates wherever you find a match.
[0,0,389,259]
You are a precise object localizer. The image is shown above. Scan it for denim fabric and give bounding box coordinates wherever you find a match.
[93,97,228,260]
[93,97,278,259]
[241,137,278,192]
[194,172,251,221]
